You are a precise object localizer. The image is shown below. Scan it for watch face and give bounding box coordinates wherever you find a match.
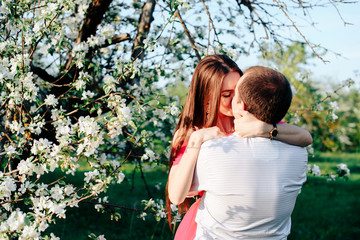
[272,129,278,137]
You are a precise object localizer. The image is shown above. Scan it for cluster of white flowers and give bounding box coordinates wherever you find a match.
[94,196,109,212]
[76,116,105,157]
[0,176,17,199]
[306,145,314,156]
[106,94,133,138]
[307,164,321,176]
[102,74,117,94]
[141,148,156,162]
[0,0,195,238]
[1,55,37,108]
[74,71,91,91]
[328,101,339,122]
[141,198,167,221]
[44,94,58,107]
[336,163,350,175]
[170,203,182,224]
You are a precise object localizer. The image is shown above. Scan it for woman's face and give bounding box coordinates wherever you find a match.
[218,71,241,117]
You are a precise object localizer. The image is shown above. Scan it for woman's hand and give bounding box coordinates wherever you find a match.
[234,112,269,138]
[190,126,226,145]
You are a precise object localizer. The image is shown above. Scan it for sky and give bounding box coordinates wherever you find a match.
[236,1,360,88]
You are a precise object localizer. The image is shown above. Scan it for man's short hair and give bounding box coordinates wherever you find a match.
[236,66,292,124]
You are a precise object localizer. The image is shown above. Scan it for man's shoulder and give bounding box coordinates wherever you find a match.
[201,134,242,147]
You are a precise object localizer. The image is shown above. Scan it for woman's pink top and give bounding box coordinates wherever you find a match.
[172,141,189,166]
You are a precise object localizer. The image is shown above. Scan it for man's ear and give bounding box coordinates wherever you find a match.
[239,100,247,111]
[232,100,246,118]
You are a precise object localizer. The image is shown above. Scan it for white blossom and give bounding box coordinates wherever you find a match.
[117,172,125,184]
[311,164,321,176]
[50,185,64,201]
[169,102,180,116]
[337,163,350,175]
[329,101,339,111]
[100,24,115,38]
[141,148,156,162]
[84,169,100,183]
[64,185,75,196]
[0,176,17,199]
[38,220,49,232]
[50,233,60,240]
[20,225,40,239]
[35,183,49,197]
[78,116,100,136]
[97,235,107,240]
[44,94,58,107]
[330,113,338,122]
[139,212,147,220]
[48,202,66,218]
[4,145,19,155]
[81,90,95,100]
[17,159,35,176]
[74,79,86,91]
[6,208,26,232]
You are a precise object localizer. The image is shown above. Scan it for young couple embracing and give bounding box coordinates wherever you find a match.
[167,55,311,239]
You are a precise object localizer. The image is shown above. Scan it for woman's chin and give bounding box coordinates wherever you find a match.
[219,112,234,118]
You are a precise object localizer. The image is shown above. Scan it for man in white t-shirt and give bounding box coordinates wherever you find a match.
[191,66,308,239]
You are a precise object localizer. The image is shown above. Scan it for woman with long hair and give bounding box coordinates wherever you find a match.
[166,55,312,239]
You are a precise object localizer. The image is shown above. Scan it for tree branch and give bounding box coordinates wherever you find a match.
[174,9,201,61]
[99,33,131,49]
[77,0,113,43]
[30,65,57,83]
[273,0,327,63]
[200,0,222,52]
[64,0,114,70]
[131,0,156,61]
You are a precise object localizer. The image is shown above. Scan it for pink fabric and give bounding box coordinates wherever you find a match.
[172,141,199,240]
[172,141,188,166]
[174,197,201,240]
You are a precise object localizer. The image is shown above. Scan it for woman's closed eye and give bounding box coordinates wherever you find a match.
[222,91,232,98]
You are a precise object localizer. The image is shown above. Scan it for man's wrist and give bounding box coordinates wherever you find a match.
[269,124,278,140]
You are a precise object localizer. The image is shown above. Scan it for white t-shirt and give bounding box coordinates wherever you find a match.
[190,134,308,240]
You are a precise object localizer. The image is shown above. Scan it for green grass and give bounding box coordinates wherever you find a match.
[289,176,360,240]
[45,164,174,240]
[45,152,359,239]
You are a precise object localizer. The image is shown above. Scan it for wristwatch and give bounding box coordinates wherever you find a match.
[269,124,278,140]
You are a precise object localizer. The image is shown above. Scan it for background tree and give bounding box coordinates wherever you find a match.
[0,0,357,238]
[259,42,358,152]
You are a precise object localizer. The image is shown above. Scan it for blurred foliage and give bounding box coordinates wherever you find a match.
[257,42,359,152]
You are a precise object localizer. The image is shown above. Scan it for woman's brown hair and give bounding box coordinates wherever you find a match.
[166,54,243,228]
